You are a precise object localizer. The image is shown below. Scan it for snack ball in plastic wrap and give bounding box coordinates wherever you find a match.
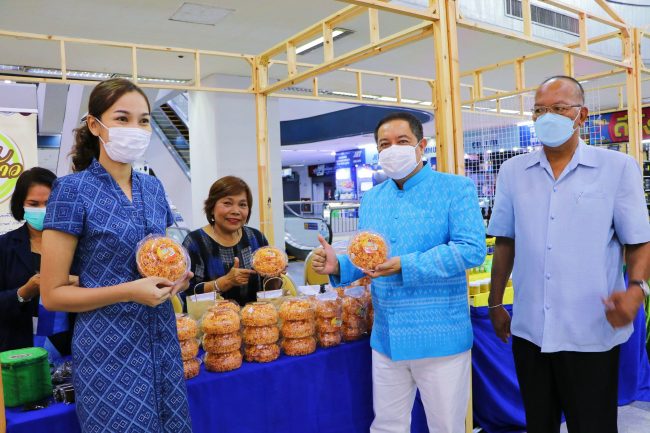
[136,234,190,283]
[176,314,199,341]
[251,246,288,277]
[347,231,388,272]
[183,358,201,379]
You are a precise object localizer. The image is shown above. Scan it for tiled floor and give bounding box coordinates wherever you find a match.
[288,259,650,433]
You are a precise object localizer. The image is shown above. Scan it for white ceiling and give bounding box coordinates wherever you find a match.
[2,0,648,168]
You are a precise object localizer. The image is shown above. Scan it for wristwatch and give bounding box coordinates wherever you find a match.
[629,280,650,297]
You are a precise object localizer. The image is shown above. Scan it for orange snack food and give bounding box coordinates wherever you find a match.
[208,299,241,314]
[251,246,288,277]
[279,298,315,321]
[204,351,242,372]
[179,339,199,361]
[281,320,315,339]
[183,358,200,379]
[176,314,199,341]
[347,231,388,271]
[136,235,190,283]
[281,336,317,356]
[244,343,280,363]
[316,317,342,333]
[202,332,242,354]
[242,325,280,345]
[318,332,342,348]
[342,325,365,341]
[241,302,279,326]
[201,308,241,335]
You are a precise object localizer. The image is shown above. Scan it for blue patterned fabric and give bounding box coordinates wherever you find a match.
[44,160,192,433]
[331,164,487,361]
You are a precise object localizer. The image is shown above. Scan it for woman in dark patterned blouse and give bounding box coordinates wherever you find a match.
[182,176,279,306]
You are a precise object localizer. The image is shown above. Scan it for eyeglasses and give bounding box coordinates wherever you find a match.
[532,104,582,116]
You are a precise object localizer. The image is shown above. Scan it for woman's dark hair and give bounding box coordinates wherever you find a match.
[70,78,150,172]
[204,176,254,224]
[10,167,56,220]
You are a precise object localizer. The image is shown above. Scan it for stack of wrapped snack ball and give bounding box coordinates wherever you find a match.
[363,286,373,333]
[279,298,317,356]
[315,292,342,348]
[176,314,200,379]
[201,304,243,372]
[241,301,281,362]
[341,287,369,341]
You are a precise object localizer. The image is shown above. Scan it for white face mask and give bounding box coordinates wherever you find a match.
[378,143,419,180]
[95,118,152,164]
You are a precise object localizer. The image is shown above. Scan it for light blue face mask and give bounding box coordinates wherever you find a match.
[24,207,46,231]
[534,109,581,148]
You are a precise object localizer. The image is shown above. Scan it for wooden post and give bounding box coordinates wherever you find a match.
[286,42,298,78]
[563,53,574,76]
[369,8,380,44]
[254,58,275,243]
[522,0,532,37]
[323,23,334,62]
[626,28,643,165]
[131,46,138,83]
[60,40,67,81]
[395,76,402,103]
[194,50,201,88]
[578,13,588,52]
[312,77,319,97]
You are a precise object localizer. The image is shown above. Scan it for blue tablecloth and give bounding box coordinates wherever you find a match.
[6,339,374,433]
[469,305,650,433]
[6,308,650,433]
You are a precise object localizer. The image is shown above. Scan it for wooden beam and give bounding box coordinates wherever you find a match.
[459,31,621,78]
[473,72,483,99]
[255,59,274,243]
[433,0,464,177]
[286,42,298,77]
[514,59,525,91]
[368,8,380,44]
[594,0,628,25]
[522,0,532,37]
[131,46,138,83]
[59,40,67,81]
[395,76,402,103]
[323,23,335,62]
[456,18,630,69]
[539,0,627,32]
[339,0,439,21]
[261,22,433,95]
[578,13,588,52]
[194,50,201,88]
[356,71,363,100]
[312,77,319,97]
[273,92,435,112]
[260,5,363,62]
[563,54,574,76]
[626,28,643,164]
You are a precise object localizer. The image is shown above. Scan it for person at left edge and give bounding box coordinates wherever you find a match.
[40,78,193,433]
[0,167,77,353]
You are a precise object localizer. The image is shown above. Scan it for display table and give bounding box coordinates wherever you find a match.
[6,307,650,433]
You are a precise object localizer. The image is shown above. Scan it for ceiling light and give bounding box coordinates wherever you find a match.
[401,98,421,104]
[170,2,234,26]
[296,28,353,55]
[330,151,336,156]
[377,96,398,102]
[3,80,13,84]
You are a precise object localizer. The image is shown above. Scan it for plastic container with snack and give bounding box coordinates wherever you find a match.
[279,297,315,322]
[317,331,342,348]
[202,332,242,354]
[208,299,241,314]
[244,343,280,363]
[201,308,241,335]
[347,231,389,272]
[281,319,316,339]
[204,350,242,372]
[176,314,199,341]
[281,336,317,356]
[242,325,280,345]
[183,357,201,379]
[241,301,279,327]
[179,338,200,361]
[315,292,341,319]
[252,246,288,278]
[136,234,190,283]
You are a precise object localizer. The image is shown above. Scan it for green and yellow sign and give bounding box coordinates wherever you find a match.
[0,129,25,204]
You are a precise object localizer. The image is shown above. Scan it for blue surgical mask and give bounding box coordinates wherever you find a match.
[24,207,46,231]
[534,110,581,148]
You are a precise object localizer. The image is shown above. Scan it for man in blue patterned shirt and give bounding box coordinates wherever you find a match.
[313,112,486,433]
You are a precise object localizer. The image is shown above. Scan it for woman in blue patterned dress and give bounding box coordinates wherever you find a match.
[40,78,193,433]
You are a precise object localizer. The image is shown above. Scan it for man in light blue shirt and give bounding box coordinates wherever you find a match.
[313,112,486,433]
[488,76,650,433]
